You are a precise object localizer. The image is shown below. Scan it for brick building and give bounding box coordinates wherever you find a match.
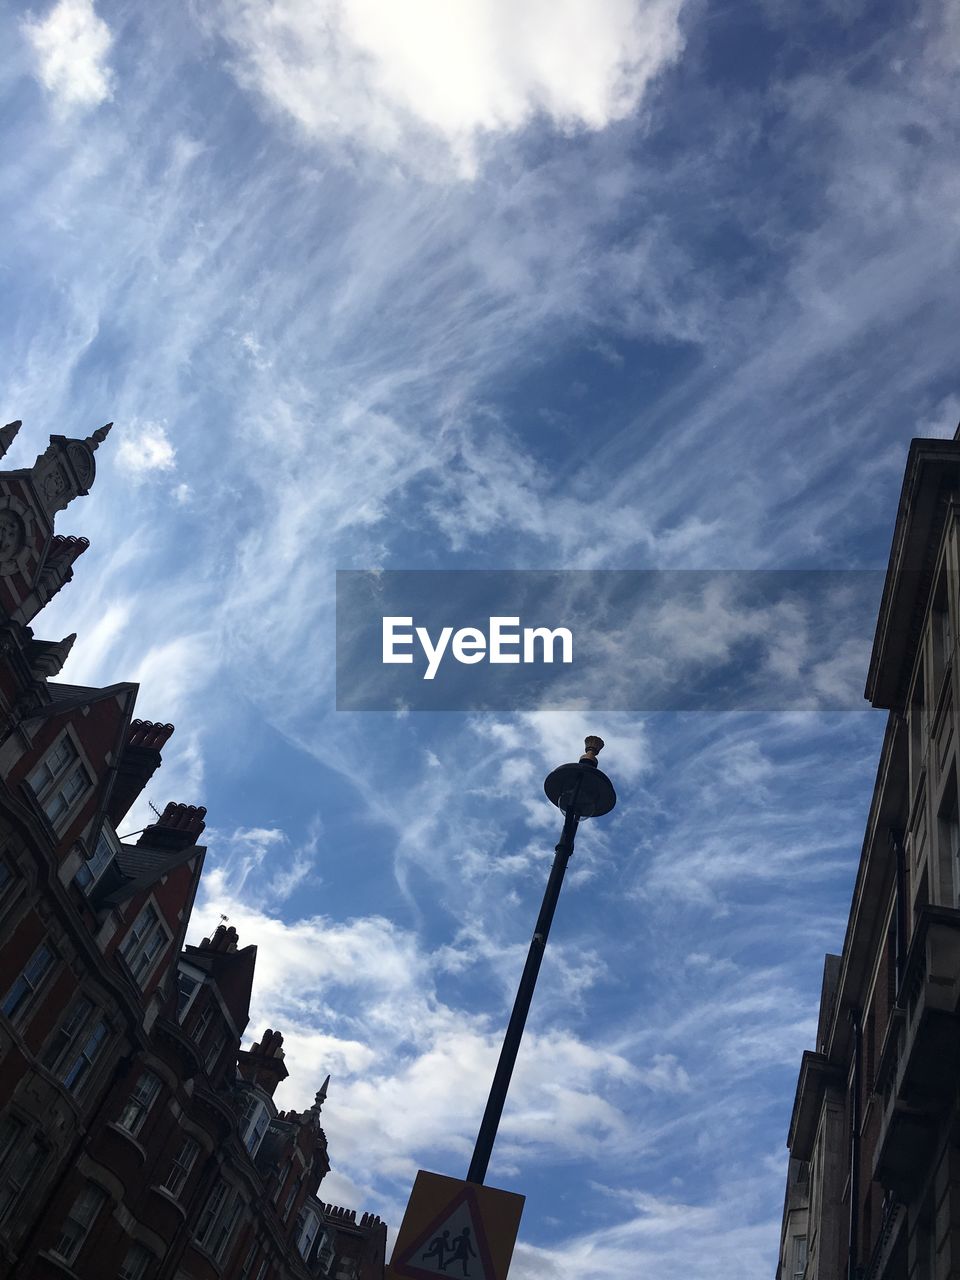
[0,420,386,1280]
[776,427,960,1280]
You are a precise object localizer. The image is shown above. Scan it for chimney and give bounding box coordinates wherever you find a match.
[198,923,238,952]
[137,801,206,852]
[237,1026,290,1096]
[107,720,175,826]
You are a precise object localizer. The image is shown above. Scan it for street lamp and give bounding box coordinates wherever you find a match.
[466,736,617,1185]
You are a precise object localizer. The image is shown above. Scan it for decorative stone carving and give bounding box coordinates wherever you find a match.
[0,494,35,577]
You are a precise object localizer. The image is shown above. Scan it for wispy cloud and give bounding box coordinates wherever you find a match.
[2,0,957,1268]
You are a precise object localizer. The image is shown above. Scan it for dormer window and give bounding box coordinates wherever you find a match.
[28,733,93,830]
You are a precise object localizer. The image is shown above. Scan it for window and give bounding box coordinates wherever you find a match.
[204,1030,227,1077]
[28,735,92,828]
[163,1135,199,1198]
[0,1118,46,1224]
[120,903,169,986]
[0,858,13,904]
[239,1095,270,1156]
[119,1243,152,1280]
[295,1207,320,1260]
[933,576,953,691]
[42,996,93,1071]
[195,1181,241,1262]
[191,1003,213,1043]
[238,1241,259,1280]
[317,1223,335,1274]
[61,1017,109,1092]
[52,1181,106,1264]
[196,1181,228,1247]
[117,1071,161,1137]
[792,1233,808,1279]
[75,827,118,893]
[281,1177,298,1221]
[910,662,927,794]
[941,778,960,905]
[176,968,203,1020]
[1,943,55,1021]
[315,1229,335,1275]
[214,1196,243,1263]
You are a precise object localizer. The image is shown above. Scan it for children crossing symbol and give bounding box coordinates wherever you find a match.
[386,1171,524,1280]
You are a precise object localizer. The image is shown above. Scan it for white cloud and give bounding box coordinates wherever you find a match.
[114,421,177,476]
[22,0,114,112]
[218,0,686,174]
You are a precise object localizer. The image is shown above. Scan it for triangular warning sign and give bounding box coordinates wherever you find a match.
[392,1183,496,1280]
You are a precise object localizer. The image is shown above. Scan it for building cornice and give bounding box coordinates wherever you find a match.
[866,439,960,710]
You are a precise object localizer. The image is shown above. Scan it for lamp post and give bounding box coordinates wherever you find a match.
[466,736,617,1186]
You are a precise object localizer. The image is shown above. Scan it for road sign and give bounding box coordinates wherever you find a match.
[387,1170,525,1280]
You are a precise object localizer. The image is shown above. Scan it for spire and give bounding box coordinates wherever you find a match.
[85,422,112,451]
[0,421,21,460]
[314,1074,330,1111]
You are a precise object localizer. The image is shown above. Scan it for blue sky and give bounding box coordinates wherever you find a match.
[2,0,959,1274]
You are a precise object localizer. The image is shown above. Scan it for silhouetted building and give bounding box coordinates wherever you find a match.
[0,420,385,1280]
[776,427,960,1279]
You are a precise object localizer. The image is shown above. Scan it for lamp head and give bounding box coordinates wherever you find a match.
[544,736,617,818]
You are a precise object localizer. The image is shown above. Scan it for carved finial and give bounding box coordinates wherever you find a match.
[580,736,604,767]
[85,422,112,451]
[0,421,22,459]
[312,1074,330,1113]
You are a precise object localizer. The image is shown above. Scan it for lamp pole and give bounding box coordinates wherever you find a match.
[466,736,617,1186]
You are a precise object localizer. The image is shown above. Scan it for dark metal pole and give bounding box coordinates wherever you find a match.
[466,793,582,1186]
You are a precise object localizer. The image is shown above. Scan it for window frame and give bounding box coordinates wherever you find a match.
[295,1205,320,1260]
[118,1242,153,1280]
[60,1016,109,1094]
[239,1093,271,1156]
[1,941,56,1024]
[195,1180,242,1262]
[119,900,171,988]
[42,995,94,1073]
[176,964,204,1022]
[27,731,94,832]
[117,1070,162,1138]
[75,825,119,894]
[51,1181,107,1266]
[792,1232,808,1280]
[0,856,14,907]
[0,1116,47,1225]
[203,1028,228,1077]
[162,1134,200,1199]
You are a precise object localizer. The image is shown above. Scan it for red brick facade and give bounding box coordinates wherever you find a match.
[0,421,385,1280]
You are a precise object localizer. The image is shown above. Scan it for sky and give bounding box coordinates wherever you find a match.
[2,0,959,1275]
